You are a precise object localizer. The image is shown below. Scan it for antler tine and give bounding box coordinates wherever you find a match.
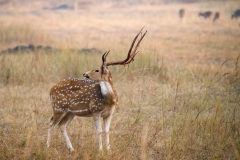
[125,27,144,62]
[125,30,147,64]
[102,50,110,63]
[106,27,147,66]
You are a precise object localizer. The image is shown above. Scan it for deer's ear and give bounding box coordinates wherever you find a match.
[102,64,108,74]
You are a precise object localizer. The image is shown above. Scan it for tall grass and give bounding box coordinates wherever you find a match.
[0,49,239,159]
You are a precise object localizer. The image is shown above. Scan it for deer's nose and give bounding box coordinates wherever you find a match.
[83,73,89,78]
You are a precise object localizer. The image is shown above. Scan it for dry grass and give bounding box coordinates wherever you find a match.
[0,1,240,159]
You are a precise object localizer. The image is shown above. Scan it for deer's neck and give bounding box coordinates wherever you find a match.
[100,80,118,105]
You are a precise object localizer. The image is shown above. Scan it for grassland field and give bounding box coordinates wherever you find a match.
[0,0,240,159]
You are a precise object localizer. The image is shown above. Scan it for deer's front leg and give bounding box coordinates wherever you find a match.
[93,113,102,150]
[103,107,115,151]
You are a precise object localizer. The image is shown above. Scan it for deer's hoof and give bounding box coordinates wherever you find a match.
[68,148,74,152]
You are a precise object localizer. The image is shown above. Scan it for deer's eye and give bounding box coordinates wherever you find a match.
[95,69,99,72]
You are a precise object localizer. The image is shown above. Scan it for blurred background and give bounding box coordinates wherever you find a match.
[0,0,239,66]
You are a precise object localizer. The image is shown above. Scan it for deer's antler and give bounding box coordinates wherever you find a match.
[102,50,110,64]
[106,27,147,66]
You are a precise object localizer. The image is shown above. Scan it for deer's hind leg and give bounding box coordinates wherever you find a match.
[58,112,75,152]
[46,112,68,148]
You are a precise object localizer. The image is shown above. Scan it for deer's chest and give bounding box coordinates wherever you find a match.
[100,81,118,105]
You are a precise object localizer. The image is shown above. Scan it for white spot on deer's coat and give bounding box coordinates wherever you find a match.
[69,108,88,113]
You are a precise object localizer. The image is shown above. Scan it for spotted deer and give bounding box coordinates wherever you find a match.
[179,8,185,22]
[213,12,220,23]
[46,28,147,152]
[231,9,240,19]
[198,11,212,19]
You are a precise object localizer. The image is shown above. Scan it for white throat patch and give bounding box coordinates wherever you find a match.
[100,81,113,95]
